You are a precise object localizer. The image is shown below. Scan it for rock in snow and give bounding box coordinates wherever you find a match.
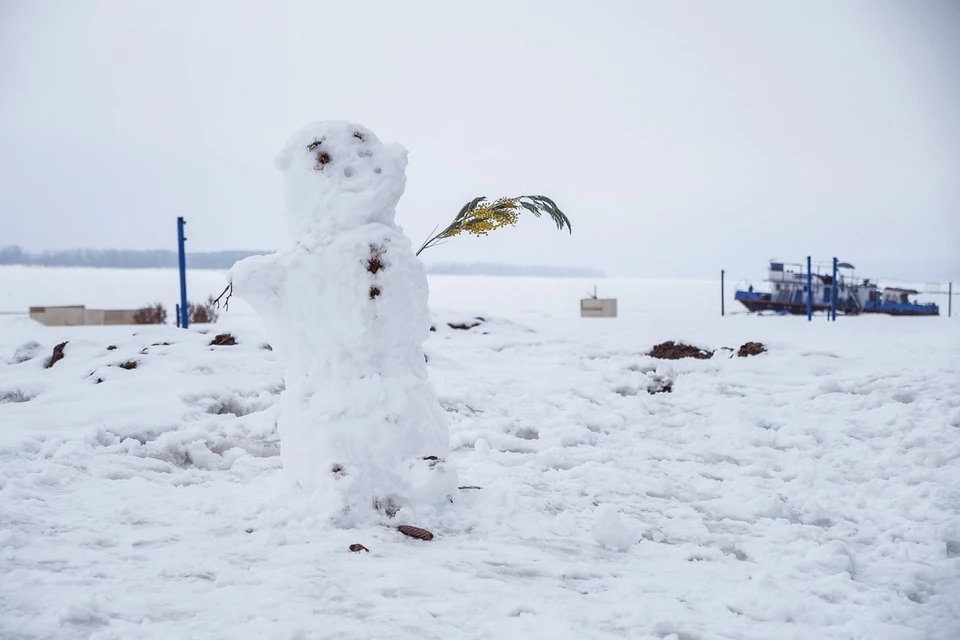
[228,121,455,522]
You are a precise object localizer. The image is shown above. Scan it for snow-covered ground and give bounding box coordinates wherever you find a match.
[1,266,958,640]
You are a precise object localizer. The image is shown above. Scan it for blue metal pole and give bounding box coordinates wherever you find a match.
[177,217,189,329]
[831,257,838,321]
[721,270,725,317]
[807,256,813,321]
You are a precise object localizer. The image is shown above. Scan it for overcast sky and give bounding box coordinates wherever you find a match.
[1,0,957,279]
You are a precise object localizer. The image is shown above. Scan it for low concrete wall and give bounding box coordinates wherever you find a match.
[30,306,86,326]
[581,298,618,318]
[103,309,139,325]
[29,305,143,326]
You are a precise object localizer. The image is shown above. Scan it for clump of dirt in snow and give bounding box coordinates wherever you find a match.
[45,342,67,369]
[210,334,237,346]
[448,318,484,331]
[116,361,139,370]
[647,377,673,394]
[0,389,33,404]
[649,341,713,360]
[11,341,43,364]
[737,342,766,357]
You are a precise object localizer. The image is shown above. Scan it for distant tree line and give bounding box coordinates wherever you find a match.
[0,245,265,269]
[0,245,603,278]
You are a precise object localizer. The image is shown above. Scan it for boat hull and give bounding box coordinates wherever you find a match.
[734,290,938,316]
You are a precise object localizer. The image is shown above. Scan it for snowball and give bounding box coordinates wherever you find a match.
[591,504,639,551]
[474,438,491,455]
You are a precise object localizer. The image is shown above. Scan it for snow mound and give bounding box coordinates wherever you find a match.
[9,340,43,364]
[591,504,639,551]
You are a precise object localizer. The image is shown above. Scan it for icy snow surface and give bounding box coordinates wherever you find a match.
[1,268,959,640]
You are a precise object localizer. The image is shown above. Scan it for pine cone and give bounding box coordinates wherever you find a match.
[397,525,434,541]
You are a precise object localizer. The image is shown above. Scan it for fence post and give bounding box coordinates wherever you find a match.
[721,270,725,317]
[830,257,838,321]
[806,256,813,321]
[177,217,189,329]
[950,282,953,318]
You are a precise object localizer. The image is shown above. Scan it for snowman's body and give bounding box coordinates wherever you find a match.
[229,121,454,520]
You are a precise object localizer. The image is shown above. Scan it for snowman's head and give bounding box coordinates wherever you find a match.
[273,120,409,235]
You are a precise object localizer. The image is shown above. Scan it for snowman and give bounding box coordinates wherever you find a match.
[228,120,455,523]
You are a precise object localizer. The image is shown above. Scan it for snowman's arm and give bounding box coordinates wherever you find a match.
[228,253,287,313]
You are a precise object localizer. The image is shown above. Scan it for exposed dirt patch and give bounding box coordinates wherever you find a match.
[106,345,118,351]
[369,285,381,299]
[45,342,67,369]
[421,455,445,468]
[448,318,484,331]
[737,342,766,357]
[375,498,398,518]
[349,544,369,553]
[209,334,237,346]
[647,378,674,394]
[649,341,713,360]
[0,389,33,404]
[11,341,43,364]
[117,361,139,370]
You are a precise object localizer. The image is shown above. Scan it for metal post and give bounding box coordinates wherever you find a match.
[830,257,838,321]
[950,282,953,318]
[721,270,725,317]
[177,217,189,329]
[806,256,813,321]
[175,304,181,328]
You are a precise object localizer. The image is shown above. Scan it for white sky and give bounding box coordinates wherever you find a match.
[1,0,957,279]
